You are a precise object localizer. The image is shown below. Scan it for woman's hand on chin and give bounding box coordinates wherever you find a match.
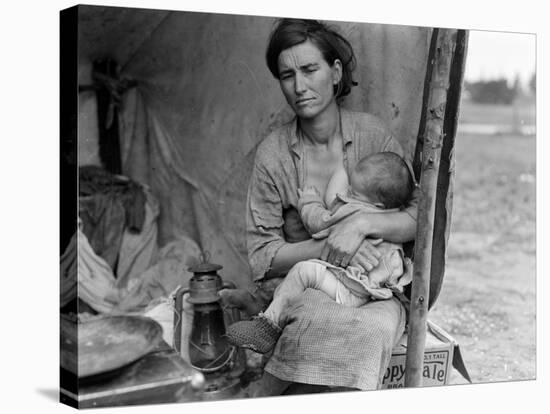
[320,213,380,268]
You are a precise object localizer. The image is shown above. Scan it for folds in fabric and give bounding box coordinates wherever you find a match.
[60,231,78,309]
[115,237,201,313]
[265,289,407,390]
[79,165,148,272]
[115,188,160,289]
[61,224,201,315]
[75,227,122,314]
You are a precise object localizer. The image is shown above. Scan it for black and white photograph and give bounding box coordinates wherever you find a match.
[2,1,544,413]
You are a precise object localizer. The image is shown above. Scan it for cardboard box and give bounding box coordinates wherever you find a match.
[381,320,456,389]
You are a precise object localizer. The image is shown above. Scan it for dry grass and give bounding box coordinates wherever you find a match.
[429,128,536,385]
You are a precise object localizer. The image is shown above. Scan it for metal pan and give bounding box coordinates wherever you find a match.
[73,315,163,378]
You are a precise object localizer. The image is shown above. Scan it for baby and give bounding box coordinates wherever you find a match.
[227,152,415,353]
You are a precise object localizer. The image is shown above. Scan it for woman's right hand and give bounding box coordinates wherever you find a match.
[320,212,379,268]
[348,238,383,273]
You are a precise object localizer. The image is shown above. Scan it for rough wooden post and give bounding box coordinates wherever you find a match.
[404,28,458,387]
[428,29,468,309]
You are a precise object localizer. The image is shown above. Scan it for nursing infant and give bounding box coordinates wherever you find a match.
[227,152,415,353]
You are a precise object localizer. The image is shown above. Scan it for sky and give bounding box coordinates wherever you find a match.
[464,29,536,87]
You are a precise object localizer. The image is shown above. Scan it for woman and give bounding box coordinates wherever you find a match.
[246,19,417,394]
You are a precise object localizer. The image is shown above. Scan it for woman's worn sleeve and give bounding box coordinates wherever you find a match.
[246,163,287,282]
[382,135,418,221]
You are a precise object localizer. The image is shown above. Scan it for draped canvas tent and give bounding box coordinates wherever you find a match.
[76,5,433,292]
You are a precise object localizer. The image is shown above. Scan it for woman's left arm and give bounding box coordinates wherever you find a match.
[359,205,417,242]
[365,179,419,241]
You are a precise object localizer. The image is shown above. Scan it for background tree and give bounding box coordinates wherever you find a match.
[464,78,517,105]
[529,72,536,94]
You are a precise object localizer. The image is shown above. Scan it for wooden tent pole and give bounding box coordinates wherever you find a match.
[412,28,439,182]
[428,29,469,309]
[404,28,458,387]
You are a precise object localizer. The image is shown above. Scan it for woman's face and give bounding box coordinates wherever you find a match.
[277,40,342,120]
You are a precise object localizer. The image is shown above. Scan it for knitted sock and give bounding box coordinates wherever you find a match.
[226,314,282,354]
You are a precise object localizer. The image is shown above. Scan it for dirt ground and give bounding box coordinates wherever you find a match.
[429,131,536,385]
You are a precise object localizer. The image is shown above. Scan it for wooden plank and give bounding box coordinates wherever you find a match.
[404,28,458,387]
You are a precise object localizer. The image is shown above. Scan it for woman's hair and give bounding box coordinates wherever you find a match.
[266,18,358,101]
[353,152,415,209]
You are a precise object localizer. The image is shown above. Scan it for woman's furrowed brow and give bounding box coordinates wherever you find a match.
[279,62,320,77]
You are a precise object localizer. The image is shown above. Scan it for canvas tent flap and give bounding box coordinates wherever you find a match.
[77,6,433,290]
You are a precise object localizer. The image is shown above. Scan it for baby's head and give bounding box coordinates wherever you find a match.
[349,152,414,209]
